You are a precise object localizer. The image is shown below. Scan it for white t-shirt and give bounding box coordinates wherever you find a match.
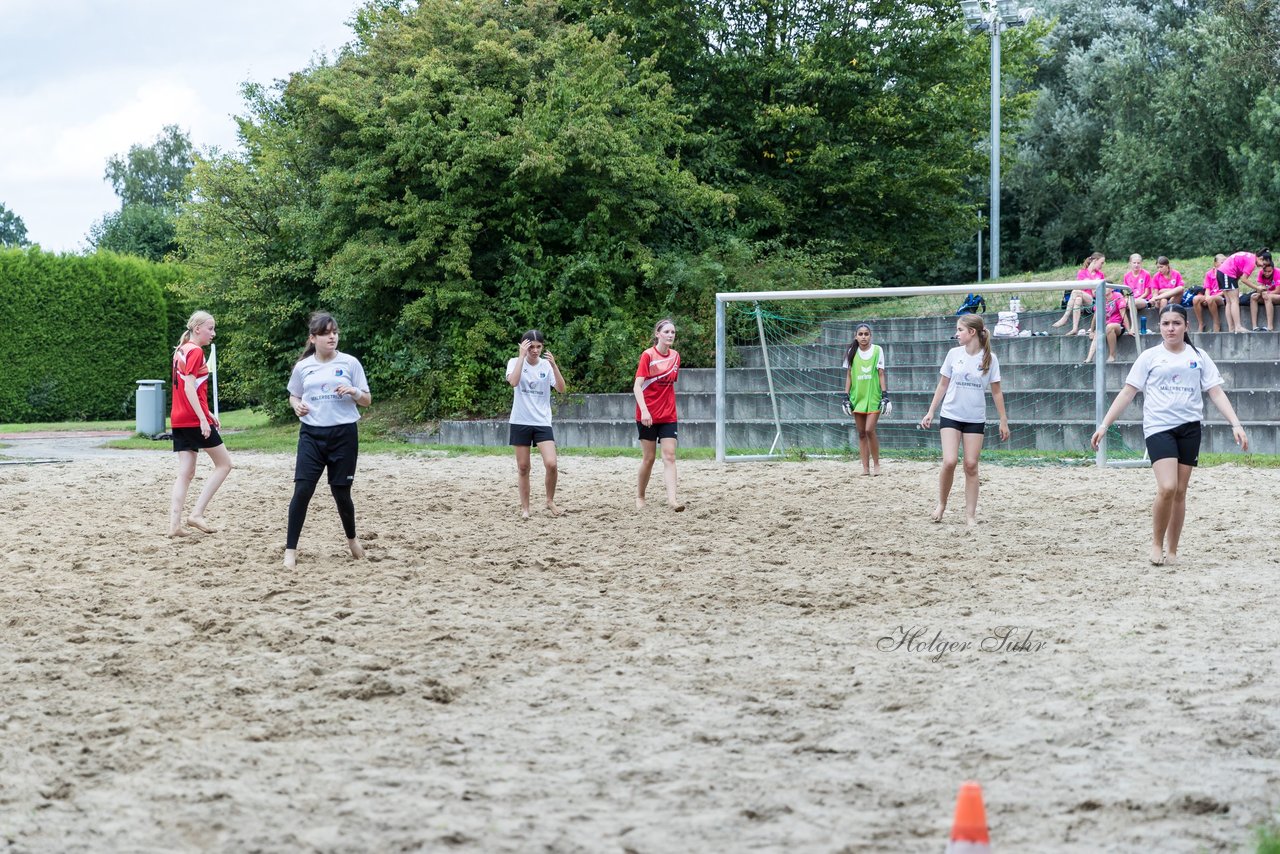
[507,356,555,426]
[1124,343,1224,437]
[287,352,369,427]
[940,346,1001,423]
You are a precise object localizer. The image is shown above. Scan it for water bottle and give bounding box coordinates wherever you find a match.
[1140,315,1148,334]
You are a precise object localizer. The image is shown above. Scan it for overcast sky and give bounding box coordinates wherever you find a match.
[1,0,362,252]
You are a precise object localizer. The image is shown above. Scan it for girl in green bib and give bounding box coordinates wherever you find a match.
[843,323,889,475]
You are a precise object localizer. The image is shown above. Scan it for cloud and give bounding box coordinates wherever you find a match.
[0,0,359,251]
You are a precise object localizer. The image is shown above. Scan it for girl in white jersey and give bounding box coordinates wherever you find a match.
[283,312,372,569]
[919,314,1009,526]
[1091,304,1247,565]
[507,329,567,518]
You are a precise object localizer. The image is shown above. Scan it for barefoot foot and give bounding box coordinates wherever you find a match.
[545,500,562,517]
[669,502,686,512]
[635,496,646,511]
[283,549,298,569]
[930,505,944,523]
[871,465,881,476]
[186,515,216,534]
[348,538,365,559]
[965,515,978,528]
[1149,546,1165,566]
[1163,552,1178,566]
[521,507,531,520]
[168,526,191,538]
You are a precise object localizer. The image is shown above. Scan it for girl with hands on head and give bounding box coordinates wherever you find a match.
[506,330,567,519]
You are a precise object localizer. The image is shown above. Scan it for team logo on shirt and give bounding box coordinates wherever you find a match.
[1189,361,1198,369]
[335,369,345,377]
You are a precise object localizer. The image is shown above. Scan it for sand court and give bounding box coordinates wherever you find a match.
[1,448,1278,851]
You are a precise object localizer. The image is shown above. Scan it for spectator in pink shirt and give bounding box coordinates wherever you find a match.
[1216,250,1263,333]
[1083,286,1131,362]
[1193,255,1226,333]
[1124,253,1155,333]
[1251,253,1278,331]
[1149,257,1185,311]
[1053,252,1105,334]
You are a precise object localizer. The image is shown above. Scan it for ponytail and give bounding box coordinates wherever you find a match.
[176,310,214,349]
[955,314,993,373]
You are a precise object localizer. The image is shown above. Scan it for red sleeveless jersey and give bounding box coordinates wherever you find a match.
[635,346,679,423]
[170,345,212,428]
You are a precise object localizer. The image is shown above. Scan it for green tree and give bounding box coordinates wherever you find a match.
[1004,0,1272,266]
[0,202,29,248]
[89,125,195,261]
[88,203,178,261]
[178,0,732,419]
[104,124,195,207]
[570,0,1043,282]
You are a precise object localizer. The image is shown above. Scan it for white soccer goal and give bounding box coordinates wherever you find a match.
[713,281,1147,466]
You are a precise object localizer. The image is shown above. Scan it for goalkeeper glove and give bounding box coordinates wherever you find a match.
[879,392,892,416]
[841,397,853,417]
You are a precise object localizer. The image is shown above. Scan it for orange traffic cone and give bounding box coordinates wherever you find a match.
[944,781,991,853]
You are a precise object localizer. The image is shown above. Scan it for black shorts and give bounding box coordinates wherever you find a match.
[1215,270,1239,291]
[295,422,359,485]
[509,423,555,446]
[172,426,223,453]
[1239,293,1254,306]
[939,417,985,435]
[637,421,678,442]
[1145,421,1201,466]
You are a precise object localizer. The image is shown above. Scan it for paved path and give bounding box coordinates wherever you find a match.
[0,432,155,462]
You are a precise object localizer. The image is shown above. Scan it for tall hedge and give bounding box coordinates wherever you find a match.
[0,248,170,422]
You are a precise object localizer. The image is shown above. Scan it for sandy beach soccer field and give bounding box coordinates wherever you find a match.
[1,445,1277,852]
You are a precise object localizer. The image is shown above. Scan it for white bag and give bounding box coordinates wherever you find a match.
[993,310,1020,338]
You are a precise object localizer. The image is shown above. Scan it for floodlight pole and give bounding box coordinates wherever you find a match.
[989,18,1002,281]
[962,0,1027,283]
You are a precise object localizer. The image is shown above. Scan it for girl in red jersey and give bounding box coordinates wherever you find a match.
[633,318,684,511]
[168,311,233,537]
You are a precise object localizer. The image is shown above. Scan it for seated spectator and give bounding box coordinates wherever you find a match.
[1083,286,1131,363]
[1193,255,1227,333]
[1053,252,1105,334]
[1149,257,1186,310]
[1247,252,1276,331]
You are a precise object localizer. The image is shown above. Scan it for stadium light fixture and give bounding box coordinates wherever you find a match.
[960,0,1030,281]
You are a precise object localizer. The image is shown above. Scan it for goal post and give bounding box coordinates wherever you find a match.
[713,280,1143,466]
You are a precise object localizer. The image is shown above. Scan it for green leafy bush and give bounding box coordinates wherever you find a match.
[0,248,169,422]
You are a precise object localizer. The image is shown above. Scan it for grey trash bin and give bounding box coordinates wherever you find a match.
[136,380,167,436]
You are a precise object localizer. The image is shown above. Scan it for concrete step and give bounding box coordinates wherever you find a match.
[434,417,1278,454]
[678,363,1280,393]
[732,333,1280,369]
[550,388,1278,423]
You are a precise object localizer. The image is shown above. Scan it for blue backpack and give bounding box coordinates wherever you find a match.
[956,293,986,315]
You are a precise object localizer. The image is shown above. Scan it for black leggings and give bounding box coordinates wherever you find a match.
[286,481,356,549]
